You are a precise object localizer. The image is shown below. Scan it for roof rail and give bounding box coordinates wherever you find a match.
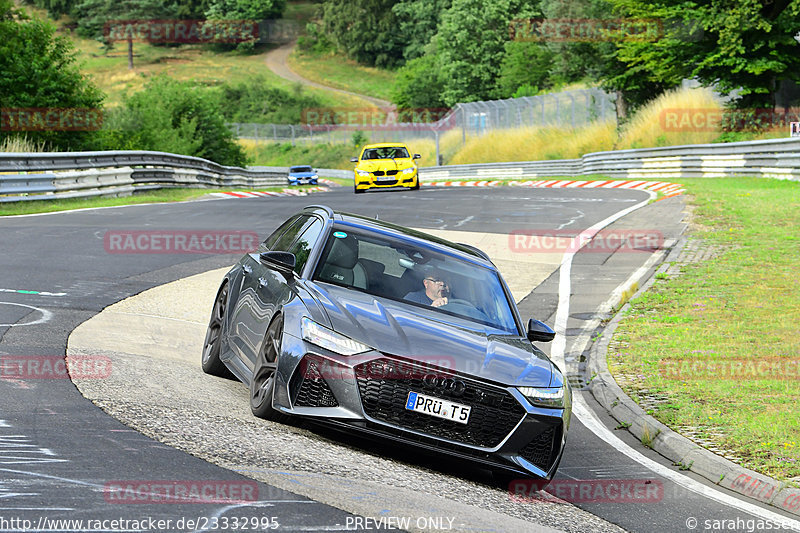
[303,205,334,218]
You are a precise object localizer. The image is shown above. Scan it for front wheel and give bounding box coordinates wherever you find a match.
[354,184,365,194]
[410,178,420,190]
[250,317,291,422]
[202,283,234,378]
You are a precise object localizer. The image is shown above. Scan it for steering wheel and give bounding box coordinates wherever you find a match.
[440,298,487,320]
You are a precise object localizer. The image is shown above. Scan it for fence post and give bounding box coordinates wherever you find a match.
[290,125,295,146]
[568,93,575,128]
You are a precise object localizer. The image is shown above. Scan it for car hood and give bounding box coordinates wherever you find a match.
[306,282,555,387]
[356,159,415,172]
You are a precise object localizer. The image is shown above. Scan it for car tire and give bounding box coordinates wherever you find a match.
[411,178,420,190]
[354,184,365,194]
[250,316,291,422]
[202,283,235,378]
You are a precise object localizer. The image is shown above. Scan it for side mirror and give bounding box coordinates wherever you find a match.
[259,251,296,278]
[413,153,421,159]
[527,319,555,343]
[350,157,358,163]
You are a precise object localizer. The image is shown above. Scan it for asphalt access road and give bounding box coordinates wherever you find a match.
[1,186,795,532]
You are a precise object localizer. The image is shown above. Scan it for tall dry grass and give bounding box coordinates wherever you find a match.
[446,86,790,164]
[617,86,722,149]
[0,136,48,153]
[449,121,617,164]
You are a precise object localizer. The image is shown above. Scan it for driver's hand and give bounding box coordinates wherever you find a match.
[431,297,448,307]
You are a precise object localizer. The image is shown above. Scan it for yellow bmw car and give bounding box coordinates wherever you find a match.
[351,143,421,194]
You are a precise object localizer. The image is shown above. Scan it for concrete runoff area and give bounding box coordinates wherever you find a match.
[67,231,621,533]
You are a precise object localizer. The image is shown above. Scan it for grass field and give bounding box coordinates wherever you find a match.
[287,49,398,103]
[608,178,800,480]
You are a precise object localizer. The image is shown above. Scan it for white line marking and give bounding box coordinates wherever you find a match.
[550,192,800,527]
[0,302,52,327]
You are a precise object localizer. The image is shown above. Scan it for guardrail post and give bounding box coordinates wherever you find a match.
[290,125,295,146]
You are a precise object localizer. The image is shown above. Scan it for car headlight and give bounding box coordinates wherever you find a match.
[301,317,371,356]
[356,170,370,177]
[401,167,416,175]
[518,385,569,409]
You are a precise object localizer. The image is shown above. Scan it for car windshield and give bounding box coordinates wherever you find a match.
[361,147,410,160]
[312,225,519,334]
[290,166,313,173]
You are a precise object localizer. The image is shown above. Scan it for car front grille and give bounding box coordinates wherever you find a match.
[354,358,526,448]
[289,358,338,408]
[519,425,561,472]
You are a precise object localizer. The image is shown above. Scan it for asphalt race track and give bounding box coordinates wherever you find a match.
[1,186,799,532]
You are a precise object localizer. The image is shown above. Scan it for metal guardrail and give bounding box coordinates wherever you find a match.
[0,150,349,202]
[419,137,800,182]
[1,137,797,202]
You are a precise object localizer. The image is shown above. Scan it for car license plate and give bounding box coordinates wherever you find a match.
[376,175,394,182]
[405,391,471,424]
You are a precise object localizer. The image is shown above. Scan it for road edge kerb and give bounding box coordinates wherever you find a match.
[585,237,800,518]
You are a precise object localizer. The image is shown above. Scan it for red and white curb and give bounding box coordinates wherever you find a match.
[425,179,685,198]
[210,186,328,199]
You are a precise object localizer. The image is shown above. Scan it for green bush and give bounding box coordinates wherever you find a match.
[216,76,323,124]
[108,75,248,166]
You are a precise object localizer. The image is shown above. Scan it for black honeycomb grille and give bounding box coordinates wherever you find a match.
[354,358,525,448]
[520,425,560,472]
[290,359,338,408]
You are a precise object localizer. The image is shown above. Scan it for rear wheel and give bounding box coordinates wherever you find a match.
[202,283,234,378]
[250,317,290,422]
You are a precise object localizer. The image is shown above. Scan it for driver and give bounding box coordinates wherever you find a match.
[405,267,450,308]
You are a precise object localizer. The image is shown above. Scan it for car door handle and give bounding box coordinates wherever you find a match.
[242,264,252,274]
[258,277,268,287]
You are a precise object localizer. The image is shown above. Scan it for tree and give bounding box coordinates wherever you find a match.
[72,0,173,69]
[495,40,554,98]
[321,0,405,68]
[434,0,542,105]
[110,76,248,166]
[21,0,76,18]
[392,53,447,109]
[0,0,105,150]
[608,0,800,110]
[391,0,451,61]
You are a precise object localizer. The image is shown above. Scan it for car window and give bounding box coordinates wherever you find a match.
[269,215,309,251]
[262,215,301,250]
[288,217,324,274]
[361,147,410,160]
[291,166,312,173]
[313,225,519,334]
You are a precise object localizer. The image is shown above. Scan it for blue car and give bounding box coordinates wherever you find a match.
[288,165,318,185]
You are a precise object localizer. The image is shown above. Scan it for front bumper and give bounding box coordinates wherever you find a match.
[272,333,568,479]
[354,171,417,191]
